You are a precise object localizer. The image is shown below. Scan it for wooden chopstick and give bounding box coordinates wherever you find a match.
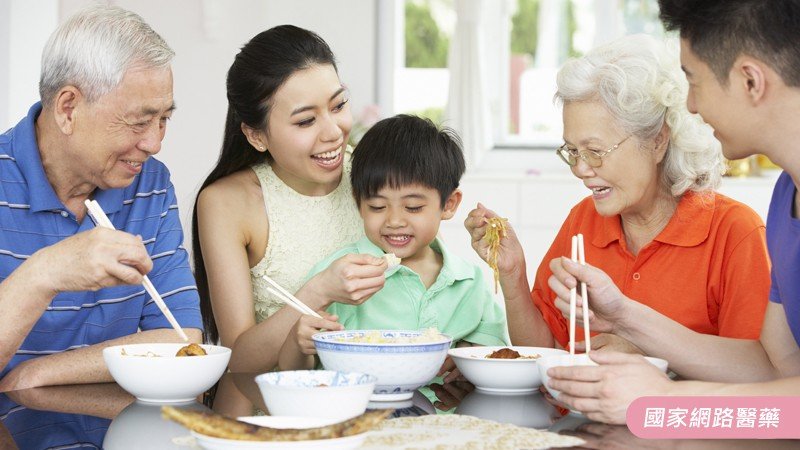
[568,234,592,355]
[569,235,578,356]
[261,275,323,318]
[83,200,189,342]
[577,234,591,353]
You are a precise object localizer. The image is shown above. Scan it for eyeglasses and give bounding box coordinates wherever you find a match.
[556,135,632,168]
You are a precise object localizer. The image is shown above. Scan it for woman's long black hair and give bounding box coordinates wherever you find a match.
[191,25,338,344]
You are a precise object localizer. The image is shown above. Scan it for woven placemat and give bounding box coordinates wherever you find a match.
[361,414,584,449]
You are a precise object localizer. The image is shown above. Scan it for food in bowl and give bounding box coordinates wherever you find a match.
[485,347,540,359]
[333,327,445,344]
[449,346,568,394]
[313,330,452,401]
[103,343,230,403]
[176,343,207,357]
[254,370,376,420]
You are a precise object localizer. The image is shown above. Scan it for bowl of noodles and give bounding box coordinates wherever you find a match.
[312,329,452,401]
[102,343,230,403]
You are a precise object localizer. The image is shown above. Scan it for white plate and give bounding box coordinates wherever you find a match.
[369,391,413,402]
[191,416,368,450]
[473,386,538,395]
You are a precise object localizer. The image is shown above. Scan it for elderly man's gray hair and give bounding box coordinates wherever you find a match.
[39,4,174,105]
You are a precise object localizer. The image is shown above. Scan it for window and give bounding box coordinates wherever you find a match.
[378,0,665,167]
[395,0,454,124]
[503,0,663,147]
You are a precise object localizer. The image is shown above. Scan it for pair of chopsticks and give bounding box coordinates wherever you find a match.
[569,234,591,355]
[261,274,323,319]
[83,199,189,342]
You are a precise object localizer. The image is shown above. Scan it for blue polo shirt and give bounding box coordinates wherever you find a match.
[0,103,202,378]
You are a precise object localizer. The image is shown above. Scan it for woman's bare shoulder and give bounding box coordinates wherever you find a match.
[197,169,264,220]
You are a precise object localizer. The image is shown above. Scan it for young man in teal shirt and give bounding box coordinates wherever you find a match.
[279,115,508,372]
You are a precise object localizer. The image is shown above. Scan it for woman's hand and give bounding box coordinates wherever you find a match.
[463,203,524,278]
[293,312,343,355]
[304,254,387,309]
[548,257,631,334]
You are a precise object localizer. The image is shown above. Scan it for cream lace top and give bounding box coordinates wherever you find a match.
[249,147,363,323]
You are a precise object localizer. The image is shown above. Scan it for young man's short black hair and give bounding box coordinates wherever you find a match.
[351,114,465,208]
[659,0,800,87]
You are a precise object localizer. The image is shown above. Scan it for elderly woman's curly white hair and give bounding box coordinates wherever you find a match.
[554,34,724,196]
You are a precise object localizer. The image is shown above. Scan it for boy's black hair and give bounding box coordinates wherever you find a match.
[351,114,466,208]
[659,0,800,87]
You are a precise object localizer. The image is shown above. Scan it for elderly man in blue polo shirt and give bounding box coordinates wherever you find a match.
[0,5,202,391]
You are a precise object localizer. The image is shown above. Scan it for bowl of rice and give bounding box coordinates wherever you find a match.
[312,329,452,401]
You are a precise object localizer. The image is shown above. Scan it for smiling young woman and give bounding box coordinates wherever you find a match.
[191,26,372,379]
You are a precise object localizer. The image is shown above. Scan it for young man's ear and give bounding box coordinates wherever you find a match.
[736,56,768,105]
[440,189,463,220]
[240,123,269,152]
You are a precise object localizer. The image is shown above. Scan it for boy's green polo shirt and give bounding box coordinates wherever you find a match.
[307,236,508,346]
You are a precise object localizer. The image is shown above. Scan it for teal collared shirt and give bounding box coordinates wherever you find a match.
[307,236,508,346]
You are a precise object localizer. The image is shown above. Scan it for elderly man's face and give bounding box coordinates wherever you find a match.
[73,66,174,190]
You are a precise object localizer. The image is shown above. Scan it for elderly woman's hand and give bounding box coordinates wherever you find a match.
[574,333,645,355]
[547,351,672,425]
[548,257,631,334]
[463,203,525,278]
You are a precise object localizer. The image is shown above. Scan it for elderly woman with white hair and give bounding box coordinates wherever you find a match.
[464,34,770,362]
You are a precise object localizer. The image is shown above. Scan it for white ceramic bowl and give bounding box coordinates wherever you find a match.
[104,400,208,449]
[538,353,669,399]
[254,370,376,420]
[448,346,569,394]
[312,330,452,401]
[103,343,230,403]
[457,390,559,429]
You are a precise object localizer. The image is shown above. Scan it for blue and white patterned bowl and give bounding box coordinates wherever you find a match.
[312,330,452,401]
[255,370,376,420]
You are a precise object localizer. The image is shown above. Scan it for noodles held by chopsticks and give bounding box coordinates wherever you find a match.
[483,217,508,293]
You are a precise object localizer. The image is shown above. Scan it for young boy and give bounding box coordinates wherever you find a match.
[278,115,508,371]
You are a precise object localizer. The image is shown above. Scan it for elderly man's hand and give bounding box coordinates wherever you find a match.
[32,227,152,295]
[548,257,630,334]
[546,351,672,424]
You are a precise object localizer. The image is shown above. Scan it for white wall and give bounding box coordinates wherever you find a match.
[1,0,58,130]
[1,0,378,244]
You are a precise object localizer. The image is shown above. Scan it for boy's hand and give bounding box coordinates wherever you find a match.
[294,312,343,355]
[313,253,387,306]
[437,356,466,383]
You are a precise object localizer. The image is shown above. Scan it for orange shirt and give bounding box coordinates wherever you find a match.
[532,191,770,348]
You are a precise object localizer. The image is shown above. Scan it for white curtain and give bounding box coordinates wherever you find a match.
[445,0,493,169]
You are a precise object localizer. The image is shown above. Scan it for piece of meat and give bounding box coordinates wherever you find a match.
[486,347,522,359]
[175,343,207,357]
